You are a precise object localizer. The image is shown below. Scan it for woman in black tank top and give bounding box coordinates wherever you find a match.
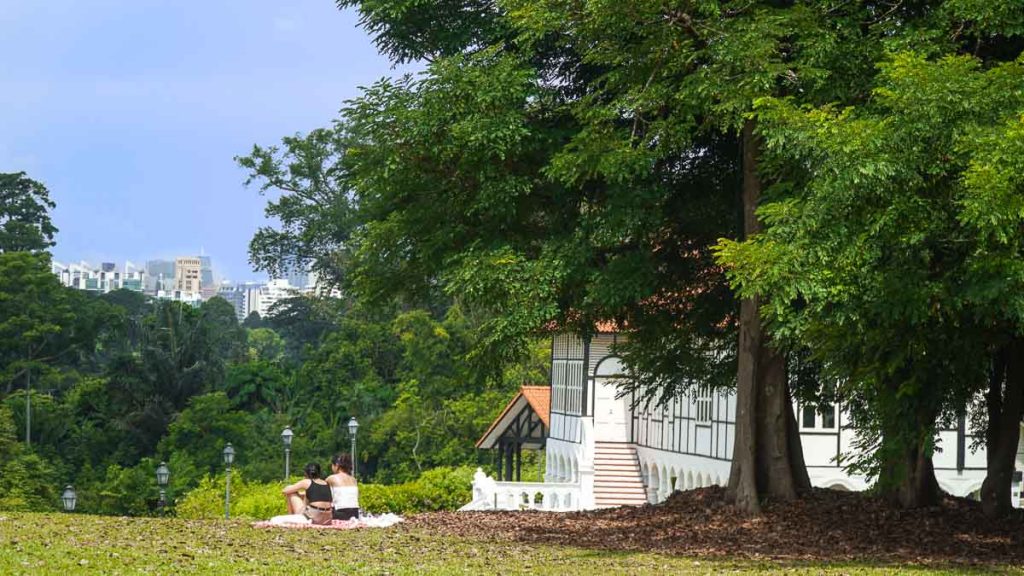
[281,462,334,525]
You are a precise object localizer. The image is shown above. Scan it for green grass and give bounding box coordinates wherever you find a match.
[0,512,1015,575]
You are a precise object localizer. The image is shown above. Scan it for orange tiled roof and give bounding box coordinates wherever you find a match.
[475,385,550,448]
[519,386,550,428]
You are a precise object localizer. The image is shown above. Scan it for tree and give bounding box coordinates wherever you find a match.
[246,327,285,364]
[336,0,884,512]
[0,253,77,394]
[0,172,57,253]
[717,51,1024,509]
[268,0,1019,514]
[337,0,506,64]
[236,128,355,286]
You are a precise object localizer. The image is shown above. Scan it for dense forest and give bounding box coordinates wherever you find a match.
[0,174,546,515]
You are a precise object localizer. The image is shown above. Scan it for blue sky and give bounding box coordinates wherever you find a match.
[0,0,401,282]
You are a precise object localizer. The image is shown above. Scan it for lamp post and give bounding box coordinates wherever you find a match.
[281,426,293,480]
[223,443,235,520]
[61,485,76,512]
[347,417,359,478]
[156,461,170,513]
[25,370,30,447]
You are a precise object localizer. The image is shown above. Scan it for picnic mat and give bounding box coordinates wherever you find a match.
[252,513,404,530]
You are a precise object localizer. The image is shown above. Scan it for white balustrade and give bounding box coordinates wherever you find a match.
[460,468,582,511]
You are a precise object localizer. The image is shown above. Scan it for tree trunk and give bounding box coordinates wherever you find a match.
[726,120,811,514]
[981,338,1024,518]
[884,438,941,508]
[876,379,942,508]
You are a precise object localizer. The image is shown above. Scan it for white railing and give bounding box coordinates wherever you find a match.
[459,468,582,511]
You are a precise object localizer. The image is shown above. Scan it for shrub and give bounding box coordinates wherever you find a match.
[0,452,59,512]
[176,466,475,519]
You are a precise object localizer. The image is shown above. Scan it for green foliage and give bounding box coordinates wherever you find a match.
[0,172,57,253]
[716,50,1024,482]
[0,451,59,512]
[246,327,285,363]
[235,128,354,285]
[176,466,475,519]
[336,0,506,63]
[158,392,253,480]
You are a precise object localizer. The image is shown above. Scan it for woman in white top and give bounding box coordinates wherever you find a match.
[326,452,359,520]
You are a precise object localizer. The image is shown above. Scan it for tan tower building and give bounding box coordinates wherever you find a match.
[174,256,202,294]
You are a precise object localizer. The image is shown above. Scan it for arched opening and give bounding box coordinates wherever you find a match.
[648,464,661,503]
[594,357,629,442]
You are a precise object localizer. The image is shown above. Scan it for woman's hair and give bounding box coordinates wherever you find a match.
[332,453,353,475]
[303,462,322,480]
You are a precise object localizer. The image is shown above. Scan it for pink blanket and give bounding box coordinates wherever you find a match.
[252,513,403,530]
[252,519,362,530]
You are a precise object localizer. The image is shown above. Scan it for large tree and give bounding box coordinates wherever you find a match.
[0,172,57,253]
[236,128,355,287]
[718,50,1024,510]
[335,0,889,513]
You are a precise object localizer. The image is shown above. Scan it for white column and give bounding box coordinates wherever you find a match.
[579,419,597,510]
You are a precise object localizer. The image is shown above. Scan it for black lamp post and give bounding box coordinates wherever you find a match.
[347,417,359,478]
[61,485,77,512]
[281,426,293,480]
[223,443,235,520]
[156,461,170,512]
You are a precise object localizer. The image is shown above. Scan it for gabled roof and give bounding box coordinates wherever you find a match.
[519,386,550,428]
[476,385,550,449]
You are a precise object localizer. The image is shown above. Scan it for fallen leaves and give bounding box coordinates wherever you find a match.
[404,487,1024,566]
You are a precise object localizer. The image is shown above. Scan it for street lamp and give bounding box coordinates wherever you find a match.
[281,426,294,480]
[61,485,77,512]
[156,462,170,512]
[223,443,235,520]
[347,417,359,478]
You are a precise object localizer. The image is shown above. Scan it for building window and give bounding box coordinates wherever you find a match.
[802,405,817,429]
[799,403,838,431]
[695,386,712,426]
[820,404,836,429]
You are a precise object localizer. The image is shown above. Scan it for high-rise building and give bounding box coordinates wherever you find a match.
[217,282,268,321]
[217,283,246,320]
[174,257,202,294]
[52,261,146,293]
[145,260,175,293]
[199,255,217,299]
[257,279,298,317]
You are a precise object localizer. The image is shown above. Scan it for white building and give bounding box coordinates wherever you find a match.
[463,329,1024,512]
[256,279,299,318]
[154,289,204,307]
[214,279,303,321]
[52,261,146,293]
[217,282,267,321]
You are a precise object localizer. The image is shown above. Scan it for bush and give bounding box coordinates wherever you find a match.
[176,466,475,519]
[0,452,59,512]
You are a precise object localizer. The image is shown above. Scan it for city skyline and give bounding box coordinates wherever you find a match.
[0,1,405,281]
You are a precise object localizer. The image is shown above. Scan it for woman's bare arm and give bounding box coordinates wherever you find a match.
[282,478,311,495]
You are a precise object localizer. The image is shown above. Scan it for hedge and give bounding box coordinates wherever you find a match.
[176,465,475,520]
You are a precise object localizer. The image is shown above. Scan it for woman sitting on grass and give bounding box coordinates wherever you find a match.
[326,452,359,521]
[269,462,334,525]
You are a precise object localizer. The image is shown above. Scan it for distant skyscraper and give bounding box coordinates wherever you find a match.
[217,283,247,320]
[145,260,175,292]
[174,257,202,294]
[199,255,216,298]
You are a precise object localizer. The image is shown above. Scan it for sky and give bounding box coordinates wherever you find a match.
[0,0,404,282]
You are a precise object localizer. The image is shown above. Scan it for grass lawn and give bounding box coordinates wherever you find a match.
[0,512,1016,575]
